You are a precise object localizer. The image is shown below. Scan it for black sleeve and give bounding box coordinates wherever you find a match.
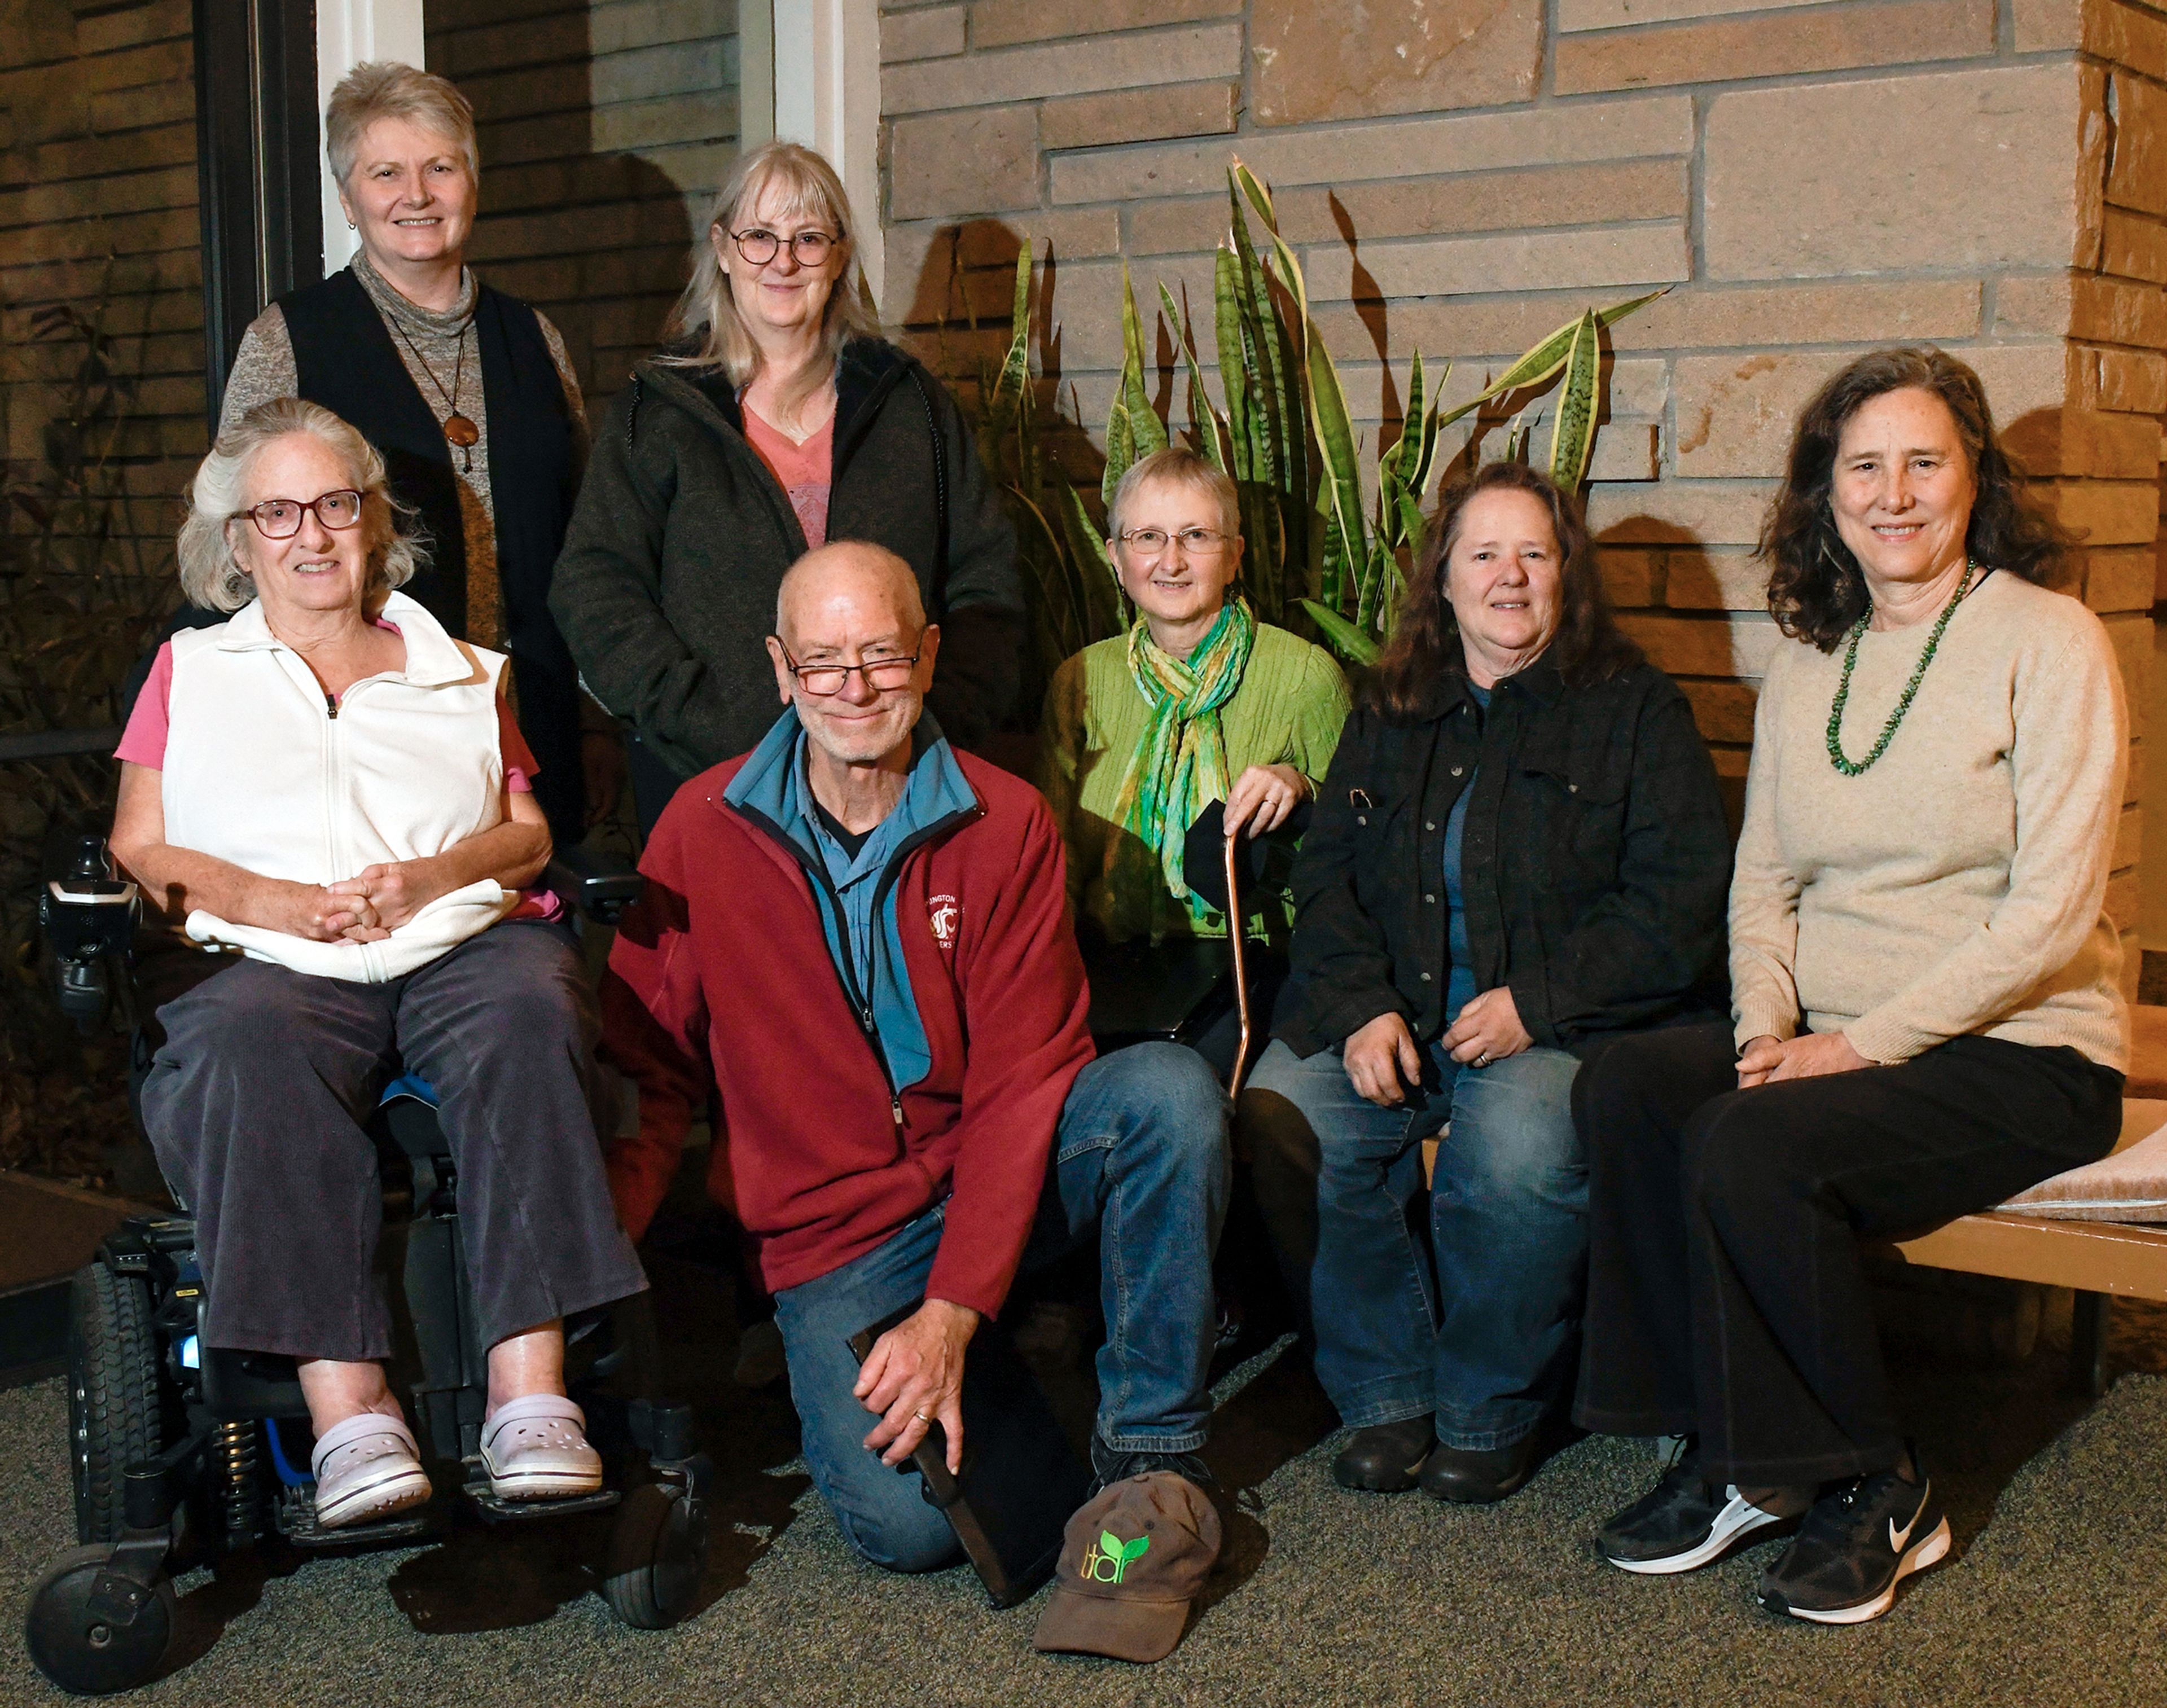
[545,383,726,779]
[1506,677,1731,1046]
[916,366,1024,747]
[1282,712,1408,1051]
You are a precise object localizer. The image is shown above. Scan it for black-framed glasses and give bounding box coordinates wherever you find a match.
[777,636,924,696]
[1116,526,1234,560]
[728,226,839,267]
[232,490,365,540]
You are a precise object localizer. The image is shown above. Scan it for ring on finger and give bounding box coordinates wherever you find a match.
[912,1410,932,1424]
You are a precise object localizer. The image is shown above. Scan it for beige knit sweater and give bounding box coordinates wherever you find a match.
[1730,569,2129,1072]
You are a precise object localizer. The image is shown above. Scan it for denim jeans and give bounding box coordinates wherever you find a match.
[770,1042,1229,1571]
[1242,1035,1585,1451]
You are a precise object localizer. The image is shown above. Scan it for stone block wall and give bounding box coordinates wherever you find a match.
[0,0,204,566]
[427,0,742,406]
[879,0,2167,995]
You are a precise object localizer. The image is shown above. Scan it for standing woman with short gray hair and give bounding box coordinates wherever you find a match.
[216,60,608,842]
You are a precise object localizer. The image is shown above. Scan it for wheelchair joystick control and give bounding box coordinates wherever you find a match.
[40,833,139,1034]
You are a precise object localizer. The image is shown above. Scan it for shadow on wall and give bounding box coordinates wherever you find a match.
[428,0,745,411]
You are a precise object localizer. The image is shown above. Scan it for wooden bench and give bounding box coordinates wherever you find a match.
[1885,1098,2167,1396]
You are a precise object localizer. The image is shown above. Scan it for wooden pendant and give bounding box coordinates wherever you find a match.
[444,414,480,448]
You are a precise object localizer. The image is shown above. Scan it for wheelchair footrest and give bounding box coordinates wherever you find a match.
[274,1487,437,1549]
[466,1486,621,1525]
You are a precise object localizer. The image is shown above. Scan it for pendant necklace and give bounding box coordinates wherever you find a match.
[1824,558,1979,776]
[388,314,480,471]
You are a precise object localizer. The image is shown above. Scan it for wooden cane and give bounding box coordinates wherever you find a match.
[1223,828,1253,1098]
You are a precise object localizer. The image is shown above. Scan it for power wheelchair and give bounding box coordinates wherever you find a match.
[22,837,713,1697]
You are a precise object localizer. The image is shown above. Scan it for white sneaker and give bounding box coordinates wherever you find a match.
[480,1394,604,1500]
[311,1411,432,1530]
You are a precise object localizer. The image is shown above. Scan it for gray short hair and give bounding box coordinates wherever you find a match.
[325,61,478,190]
[176,398,425,613]
[1107,445,1241,542]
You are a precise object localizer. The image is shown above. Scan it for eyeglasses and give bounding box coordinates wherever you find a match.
[1116,527,1235,561]
[727,226,840,267]
[232,490,365,540]
[777,636,925,696]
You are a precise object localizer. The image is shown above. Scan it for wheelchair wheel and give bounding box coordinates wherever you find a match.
[23,1544,177,1697]
[69,1266,163,1545]
[600,1481,709,1629]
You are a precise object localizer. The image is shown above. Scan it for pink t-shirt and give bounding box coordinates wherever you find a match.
[117,623,562,923]
[741,405,834,549]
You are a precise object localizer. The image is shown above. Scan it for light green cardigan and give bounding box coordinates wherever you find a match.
[1038,621,1351,945]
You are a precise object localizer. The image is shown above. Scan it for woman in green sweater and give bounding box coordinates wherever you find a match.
[1038,446,1349,1061]
[1574,347,2129,1625]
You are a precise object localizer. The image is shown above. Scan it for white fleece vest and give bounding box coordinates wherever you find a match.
[162,590,516,982]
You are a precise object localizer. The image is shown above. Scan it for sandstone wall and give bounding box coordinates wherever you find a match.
[0,0,204,567]
[880,0,2167,995]
[427,0,742,407]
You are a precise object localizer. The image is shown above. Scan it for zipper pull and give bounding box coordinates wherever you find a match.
[861,1005,876,1034]
[324,690,339,721]
[891,1096,903,1127]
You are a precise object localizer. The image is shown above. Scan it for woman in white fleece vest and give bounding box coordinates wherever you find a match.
[111,399,645,1530]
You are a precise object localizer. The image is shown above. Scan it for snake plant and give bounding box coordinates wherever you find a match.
[967,161,1662,692]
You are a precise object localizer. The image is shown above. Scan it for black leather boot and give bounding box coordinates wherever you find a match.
[1419,1432,1542,1504]
[1331,1415,1436,1492]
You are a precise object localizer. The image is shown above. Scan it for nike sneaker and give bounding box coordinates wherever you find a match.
[1757,1454,1951,1624]
[1597,1437,1810,1574]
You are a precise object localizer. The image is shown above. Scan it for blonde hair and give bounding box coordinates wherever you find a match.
[177,398,425,613]
[325,61,478,190]
[660,140,879,384]
[1108,445,1242,541]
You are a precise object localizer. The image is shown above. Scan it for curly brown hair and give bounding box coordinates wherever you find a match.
[1760,346,2070,651]
[1365,460,1640,717]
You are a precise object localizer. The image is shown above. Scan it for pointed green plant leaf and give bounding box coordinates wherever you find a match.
[1547,309,1603,490]
[1299,597,1382,667]
[1120,1535,1152,1564]
[1435,287,1667,431]
[976,241,1036,472]
[1212,244,1253,482]
[1099,1531,1124,1561]
[1306,332,1366,613]
[1160,281,1231,473]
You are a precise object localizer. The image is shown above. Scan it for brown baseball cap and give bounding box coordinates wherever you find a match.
[1032,1472,1222,1663]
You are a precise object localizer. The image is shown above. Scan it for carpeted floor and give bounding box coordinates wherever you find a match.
[5,1266,2167,1707]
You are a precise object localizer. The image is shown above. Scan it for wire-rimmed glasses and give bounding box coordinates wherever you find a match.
[775,636,924,696]
[1116,526,1235,562]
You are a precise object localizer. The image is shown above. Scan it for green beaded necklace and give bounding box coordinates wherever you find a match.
[1824,559,1979,776]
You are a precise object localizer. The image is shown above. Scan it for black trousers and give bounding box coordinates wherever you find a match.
[1572,1022,2121,1484]
[138,921,648,1362]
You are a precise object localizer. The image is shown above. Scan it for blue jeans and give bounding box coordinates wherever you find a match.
[1242,1035,1585,1451]
[770,1042,1229,1571]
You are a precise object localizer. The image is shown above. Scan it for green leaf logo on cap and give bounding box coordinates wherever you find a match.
[1082,1530,1152,1583]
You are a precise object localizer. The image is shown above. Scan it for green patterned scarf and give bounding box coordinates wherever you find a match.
[1111,596,1257,926]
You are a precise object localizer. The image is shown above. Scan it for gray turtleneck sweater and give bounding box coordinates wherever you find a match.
[218,252,589,656]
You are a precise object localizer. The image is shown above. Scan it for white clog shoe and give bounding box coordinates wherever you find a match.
[480,1394,603,1501]
[311,1411,432,1530]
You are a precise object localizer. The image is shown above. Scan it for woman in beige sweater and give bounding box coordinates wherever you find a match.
[1572,348,2128,1624]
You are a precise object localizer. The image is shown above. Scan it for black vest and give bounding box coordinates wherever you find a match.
[280,268,585,835]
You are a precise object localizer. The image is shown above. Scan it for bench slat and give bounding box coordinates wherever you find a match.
[1889,1211,2167,1301]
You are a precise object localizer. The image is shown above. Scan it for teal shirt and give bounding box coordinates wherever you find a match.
[723,708,977,1094]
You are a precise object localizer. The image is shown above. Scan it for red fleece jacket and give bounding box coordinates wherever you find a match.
[600,749,1095,1319]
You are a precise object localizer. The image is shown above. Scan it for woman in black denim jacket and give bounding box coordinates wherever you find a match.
[1242,460,1731,1508]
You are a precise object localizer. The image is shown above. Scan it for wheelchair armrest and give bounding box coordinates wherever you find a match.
[38,834,138,1033]
[545,842,644,926]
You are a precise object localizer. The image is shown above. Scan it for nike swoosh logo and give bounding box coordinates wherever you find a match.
[1888,1479,1929,1553]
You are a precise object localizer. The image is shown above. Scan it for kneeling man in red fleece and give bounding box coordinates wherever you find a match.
[602,541,1230,1573]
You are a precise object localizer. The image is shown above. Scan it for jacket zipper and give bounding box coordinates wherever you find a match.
[732,798,982,1129]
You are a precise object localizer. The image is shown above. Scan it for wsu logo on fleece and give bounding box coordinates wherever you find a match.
[928,893,960,950]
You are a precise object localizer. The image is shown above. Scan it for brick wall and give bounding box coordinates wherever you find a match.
[0,0,203,570]
[426,0,742,409]
[879,0,2167,997]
